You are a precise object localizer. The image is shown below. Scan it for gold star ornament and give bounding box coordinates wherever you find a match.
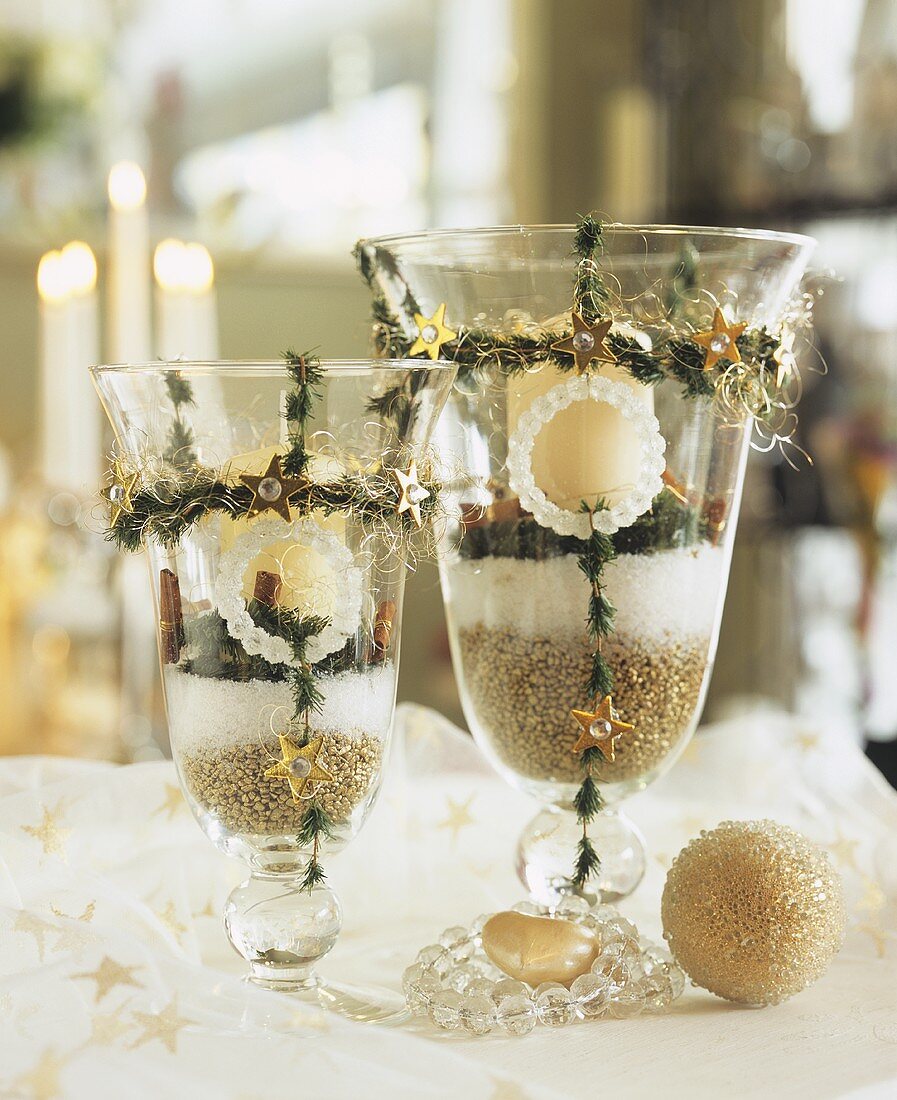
[571,695,634,762]
[552,311,616,373]
[394,458,430,528]
[103,459,139,525]
[264,733,331,801]
[693,307,747,371]
[240,454,307,521]
[409,302,457,360]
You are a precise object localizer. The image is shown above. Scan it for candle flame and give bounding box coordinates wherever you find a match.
[37,250,67,303]
[108,161,147,211]
[154,238,214,293]
[61,241,98,296]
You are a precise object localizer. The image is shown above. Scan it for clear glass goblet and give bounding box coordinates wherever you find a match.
[92,358,454,1020]
[357,224,815,904]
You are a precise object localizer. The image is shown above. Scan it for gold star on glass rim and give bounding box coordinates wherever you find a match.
[103,459,139,525]
[394,458,430,528]
[692,307,747,371]
[264,733,331,801]
[240,453,307,521]
[552,311,616,373]
[130,997,194,1054]
[571,695,634,763]
[409,302,457,360]
[73,956,143,1004]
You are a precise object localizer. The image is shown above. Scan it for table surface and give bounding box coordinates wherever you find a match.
[0,704,895,1100]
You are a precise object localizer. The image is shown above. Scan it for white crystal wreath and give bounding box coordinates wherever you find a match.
[506,375,667,539]
[217,517,363,666]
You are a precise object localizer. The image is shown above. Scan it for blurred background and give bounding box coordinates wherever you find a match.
[1,0,896,785]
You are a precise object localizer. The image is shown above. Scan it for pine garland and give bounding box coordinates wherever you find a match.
[281,348,324,477]
[572,502,616,890]
[106,469,441,552]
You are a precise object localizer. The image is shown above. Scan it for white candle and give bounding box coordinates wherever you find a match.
[507,361,655,512]
[37,243,102,494]
[153,239,218,360]
[107,162,151,365]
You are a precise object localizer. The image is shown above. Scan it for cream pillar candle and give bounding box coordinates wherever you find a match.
[107,162,151,365]
[37,243,101,494]
[506,356,655,511]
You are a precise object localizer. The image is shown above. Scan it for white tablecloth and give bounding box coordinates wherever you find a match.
[1,704,895,1100]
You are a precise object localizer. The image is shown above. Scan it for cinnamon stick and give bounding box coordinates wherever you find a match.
[372,599,397,661]
[159,569,185,664]
[253,570,282,608]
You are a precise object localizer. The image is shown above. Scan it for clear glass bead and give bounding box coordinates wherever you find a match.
[572,330,595,352]
[511,900,542,916]
[643,971,674,1012]
[535,984,576,1027]
[554,894,591,919]
[710,333,730,354]
[496,994,537,1036]
[462,993,496,1035]
[439,925,468,949]
[421,323,439,344]
[257,476,282,502]
[402,962,425,993]
[466,977,496,1000]
[666,960,686,999]
[417,944,446,968]
[451,938,476,963]
[430,989,464,1030]
[592,954,630,995]
[407,972,442,1016]
[603,916,640,943]
[608,982,646,1019]
[448,962,480,992]
[571,972,609,1019]
[492,977,528,1004]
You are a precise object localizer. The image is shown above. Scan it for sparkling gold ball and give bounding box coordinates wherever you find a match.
[661,820,845,1005]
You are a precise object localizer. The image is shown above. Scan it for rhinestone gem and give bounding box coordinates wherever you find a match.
[710,333,730,354]
[258,476,282,502]
[108,484,124,502]
[421,323,439,344]
[408,483,429,504]
[572,330,595,352]
[288,756,311,778]
[590,718,613,739]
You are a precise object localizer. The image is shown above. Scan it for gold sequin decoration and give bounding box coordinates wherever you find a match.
[661,820,845,1005]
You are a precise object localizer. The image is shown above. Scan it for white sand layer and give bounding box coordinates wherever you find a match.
[164,663,396,753]
[444,547,725,644]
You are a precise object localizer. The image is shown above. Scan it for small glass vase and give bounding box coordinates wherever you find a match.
[92,358,454,1020]
[357,224,815,905]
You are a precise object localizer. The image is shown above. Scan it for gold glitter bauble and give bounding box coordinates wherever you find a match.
[661,820,845,1006]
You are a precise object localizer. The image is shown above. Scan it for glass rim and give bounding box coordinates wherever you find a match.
[89,358,457,376]
[359,221,816,250]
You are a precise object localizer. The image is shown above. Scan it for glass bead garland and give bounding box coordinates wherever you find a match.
[404,899,685,1035]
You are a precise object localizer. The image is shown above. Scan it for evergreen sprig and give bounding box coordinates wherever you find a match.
[281,349,324,477]
[163,371,197,468]
[572,212,611,322]
[297,802,335,891]
[572,503,617,891]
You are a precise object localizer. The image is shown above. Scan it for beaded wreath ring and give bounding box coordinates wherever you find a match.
[506,374,666,539]
[216,516,364,666]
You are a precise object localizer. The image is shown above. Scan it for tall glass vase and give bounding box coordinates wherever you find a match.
[357,225,815,905]
[92,359,454,1019]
